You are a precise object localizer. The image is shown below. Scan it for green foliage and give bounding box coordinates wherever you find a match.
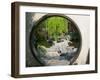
[44,16,68,40]
[37,45,47,57]
[69,32,80,48]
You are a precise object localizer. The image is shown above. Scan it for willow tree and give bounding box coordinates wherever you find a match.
[44,16,68,40]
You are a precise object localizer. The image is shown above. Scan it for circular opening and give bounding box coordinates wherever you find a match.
[30,14,82,66]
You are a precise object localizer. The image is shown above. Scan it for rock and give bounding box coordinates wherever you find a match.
[45,51,60,57]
